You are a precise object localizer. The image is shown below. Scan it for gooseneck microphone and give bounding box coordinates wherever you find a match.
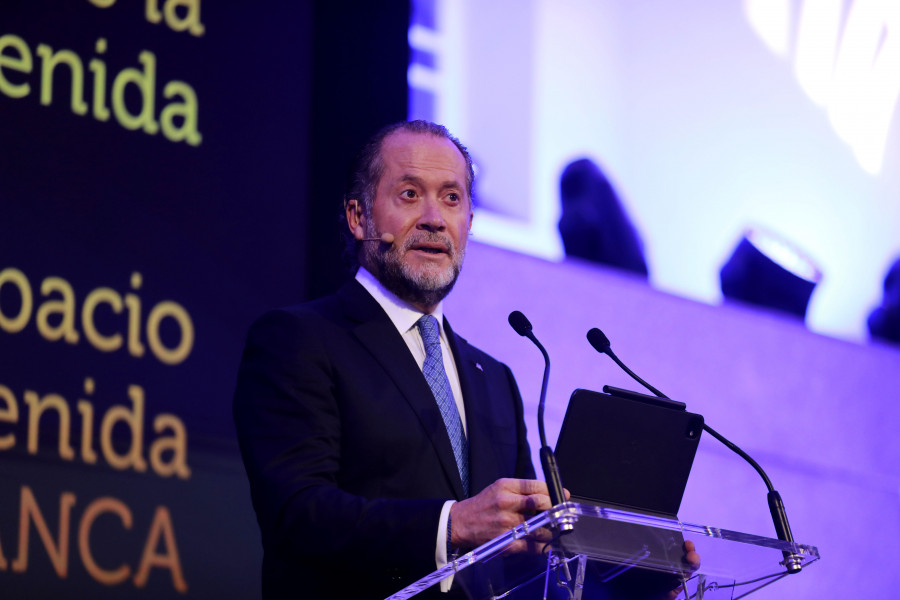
[586,327,802,573]
[360,233,395,244]
[587,328,666,398]
[508,311,571,530]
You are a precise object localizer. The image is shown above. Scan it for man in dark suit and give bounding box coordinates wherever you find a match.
[233,120,554,599]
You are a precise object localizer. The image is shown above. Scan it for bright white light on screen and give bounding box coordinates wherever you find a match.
[748,0,900,174]
[794,0,843,106]
[743,0,793,56]
[408,25,441,93]
[828,0,900,174]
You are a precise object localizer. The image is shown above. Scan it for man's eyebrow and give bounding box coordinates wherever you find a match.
[439,180,464,193]
[396,174,464,192]
[398,174,424,187]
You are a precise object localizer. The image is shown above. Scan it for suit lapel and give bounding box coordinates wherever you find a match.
[338,280,466,499]
[444,317,500,496]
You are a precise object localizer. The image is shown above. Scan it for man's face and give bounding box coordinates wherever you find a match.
[351,130,473,311]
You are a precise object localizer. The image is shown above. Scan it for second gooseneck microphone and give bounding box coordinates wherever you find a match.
[587,328,666,398]
[585,326,802,573]
[508,311,570,526]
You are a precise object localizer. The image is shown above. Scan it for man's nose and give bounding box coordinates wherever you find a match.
[417,199,446,231]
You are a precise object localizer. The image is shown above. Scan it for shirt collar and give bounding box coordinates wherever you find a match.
[355,267,445,336]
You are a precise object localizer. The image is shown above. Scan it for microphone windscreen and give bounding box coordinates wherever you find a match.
[587,328,612,354]
[381,233,395,244]
[508,311,533,336]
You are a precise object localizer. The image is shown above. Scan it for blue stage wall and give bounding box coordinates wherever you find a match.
[448,240,900,600]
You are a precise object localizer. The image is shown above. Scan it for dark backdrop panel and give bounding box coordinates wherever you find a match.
[307,1,412,298]
[0,1,407,597]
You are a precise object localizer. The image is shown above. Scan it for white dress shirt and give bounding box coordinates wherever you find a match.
[355,267,464,590]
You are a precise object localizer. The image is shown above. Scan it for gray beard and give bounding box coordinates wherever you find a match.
[362,230,465,308]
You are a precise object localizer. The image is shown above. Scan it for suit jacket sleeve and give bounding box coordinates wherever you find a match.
[233,293,535,593]
[233,307,448,575]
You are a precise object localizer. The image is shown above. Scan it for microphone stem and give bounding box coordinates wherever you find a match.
[593,333,800,570]
[607,350,667,399]
[702,424,773,492]
[530,333,551,449]
[703,422,801,571]
[523,332,568,512]
[607,345,780,494]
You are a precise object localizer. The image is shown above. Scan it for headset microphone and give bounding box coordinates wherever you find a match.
[360,233,395,244]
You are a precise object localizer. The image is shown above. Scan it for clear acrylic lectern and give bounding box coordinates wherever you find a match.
[386,502,819,599]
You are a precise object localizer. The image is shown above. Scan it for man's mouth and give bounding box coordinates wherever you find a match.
[409,240,450,255]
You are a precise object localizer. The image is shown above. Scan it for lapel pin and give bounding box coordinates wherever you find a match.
[475,362,483,372]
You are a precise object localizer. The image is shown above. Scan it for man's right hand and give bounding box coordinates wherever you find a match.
[449,478,565,552]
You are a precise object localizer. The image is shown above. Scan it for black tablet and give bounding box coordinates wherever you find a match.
[555,387,704,518]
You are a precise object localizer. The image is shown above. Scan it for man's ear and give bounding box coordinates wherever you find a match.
[346,199,366,240]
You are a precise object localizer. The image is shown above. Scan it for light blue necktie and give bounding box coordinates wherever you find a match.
[416,314,470,497]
